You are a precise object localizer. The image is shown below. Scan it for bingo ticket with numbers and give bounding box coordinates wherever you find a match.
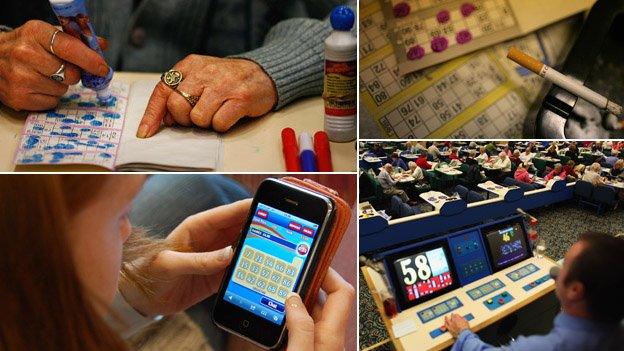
[15,82,129,169]
[360,0,580,138]
[381,0,521,74]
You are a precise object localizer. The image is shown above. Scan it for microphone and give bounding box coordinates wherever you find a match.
[549,266,560,279]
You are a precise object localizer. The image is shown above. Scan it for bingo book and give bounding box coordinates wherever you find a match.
[14,80,221,171]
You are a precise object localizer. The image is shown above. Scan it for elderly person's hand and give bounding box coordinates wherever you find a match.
[136,55,277,137]
[444,313,470,338]
[0,20,110,111]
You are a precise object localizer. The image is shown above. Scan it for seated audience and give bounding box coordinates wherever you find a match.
[416,153,433,170]
[476,147,489,165]
[406,161,424,182]
[449,148,459,160]
[520,148,535,163]
[514,162,534,184]
[582,163,606,186]
[566,142,580,163]
[376,164,410,203]
[544,163,567,181]
[510,150,522,167]
[391,153,408,171]
[611,160,624,178]
[563,160,579,179]
[428,142,441,161]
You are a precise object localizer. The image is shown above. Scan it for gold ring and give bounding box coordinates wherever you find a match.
[50,29,62,55]
[161,69,183,89]
[175,90,200,107]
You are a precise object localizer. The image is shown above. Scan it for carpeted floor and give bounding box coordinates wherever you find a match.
[358,200,624,350]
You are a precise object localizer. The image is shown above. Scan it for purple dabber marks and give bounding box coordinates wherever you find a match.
[437,9,451,23]
[456,30,473,44]
[393,2,411,18]
[407,45,426,60]
[461,2,476,17]
[431,37,449,52]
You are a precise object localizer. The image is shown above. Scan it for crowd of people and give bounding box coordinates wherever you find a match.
[360,141,624,218]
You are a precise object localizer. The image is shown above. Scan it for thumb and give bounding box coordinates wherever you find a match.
[285,293,314,351]
[156,246,233,278]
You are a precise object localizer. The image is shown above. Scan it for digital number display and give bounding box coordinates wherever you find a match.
[392,246,455,303]
[484,222,529,270]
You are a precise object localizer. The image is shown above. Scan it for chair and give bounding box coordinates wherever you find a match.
[502,177,516,187]
[558,155,570,165]
[388,196,421,219]
[466,191,485,203]
[574,180,601,214]
[454,185,469,201]
[359,171,390,208]
[533,158,547,175]
[591,186,618,214]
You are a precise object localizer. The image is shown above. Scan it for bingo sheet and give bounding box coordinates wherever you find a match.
[382,0,521,74]
[360,0,578,139]
[14,82,129,169]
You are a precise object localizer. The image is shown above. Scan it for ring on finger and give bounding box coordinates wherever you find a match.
[49,29,62,55]
[175,89,200,107]
[50,63,66,82]
[161,69,183,89]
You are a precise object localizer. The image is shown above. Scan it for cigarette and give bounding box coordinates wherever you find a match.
[507,47,623,124]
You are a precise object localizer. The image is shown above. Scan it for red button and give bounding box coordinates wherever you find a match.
[530,282,537,287]
[498,298,505,304]
[440,325,447,332]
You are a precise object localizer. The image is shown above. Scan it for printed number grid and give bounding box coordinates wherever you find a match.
[378,54,505,138]
[15,83,129,169]
[389,0,454,11]
[449,92,526,138]
[360,4,428,107]
[233,247,303,303]
[394,0,516,58]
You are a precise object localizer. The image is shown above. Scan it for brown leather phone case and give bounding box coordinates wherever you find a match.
[280,177,351,310]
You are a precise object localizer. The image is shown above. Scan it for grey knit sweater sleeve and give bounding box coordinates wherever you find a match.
[236,1,355,110]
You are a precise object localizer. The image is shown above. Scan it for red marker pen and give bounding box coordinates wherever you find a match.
[314,131,333,172]
[281,128,301,172]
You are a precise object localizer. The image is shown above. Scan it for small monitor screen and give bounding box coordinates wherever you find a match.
[484,221,529,270]
[389,242,457,309]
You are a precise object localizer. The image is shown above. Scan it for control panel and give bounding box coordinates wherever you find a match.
[417,296,463,323]
[483,291,514,311]
[448,230,491,286]
[523,274,552,291]
[429,313,475,338]
[506,263,539,282]
[466,278,505,300]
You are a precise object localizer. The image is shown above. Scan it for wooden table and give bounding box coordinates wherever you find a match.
[0,72,356,172]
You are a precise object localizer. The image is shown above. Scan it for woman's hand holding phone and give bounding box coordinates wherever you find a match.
[285,268,355,351]
[119,199,252,317]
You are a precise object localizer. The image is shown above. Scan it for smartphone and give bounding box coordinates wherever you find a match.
[212,178,335,349]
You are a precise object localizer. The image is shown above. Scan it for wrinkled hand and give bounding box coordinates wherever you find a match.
[285,268,355,351]
[444,313,470,338]
[119,199,252,317]
[0,20,109,111]
[137,55,277,137]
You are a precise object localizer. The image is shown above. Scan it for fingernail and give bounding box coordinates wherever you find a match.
[99,64,109,77]
[136,124,150,138]
[218,246,233,262]
[286,292,301,303]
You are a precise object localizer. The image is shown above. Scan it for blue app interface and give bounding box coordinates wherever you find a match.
[224,203,319,324]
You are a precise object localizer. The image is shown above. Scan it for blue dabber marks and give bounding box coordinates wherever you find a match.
[15,83,129,169]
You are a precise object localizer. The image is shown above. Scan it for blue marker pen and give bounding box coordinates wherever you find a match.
[298,132,318,172]
[49,0,114,104]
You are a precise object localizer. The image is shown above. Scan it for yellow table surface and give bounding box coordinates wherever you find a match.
[0,72,356,172]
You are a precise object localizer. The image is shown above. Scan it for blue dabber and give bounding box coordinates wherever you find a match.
[49,0,114,104]
[299,132,318,172]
